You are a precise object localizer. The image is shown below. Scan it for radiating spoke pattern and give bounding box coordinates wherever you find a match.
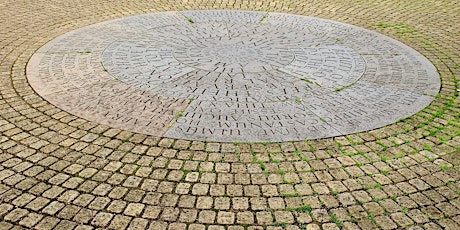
[28,10,439,142]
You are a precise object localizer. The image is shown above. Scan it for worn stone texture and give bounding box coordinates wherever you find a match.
[0,0,459,230]
[27,10,439,142]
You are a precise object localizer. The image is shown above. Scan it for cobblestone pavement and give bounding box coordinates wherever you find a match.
[0,0,459,229]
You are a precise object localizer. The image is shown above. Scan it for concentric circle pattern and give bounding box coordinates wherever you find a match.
[27,10,440,142]
[1,1,459,230]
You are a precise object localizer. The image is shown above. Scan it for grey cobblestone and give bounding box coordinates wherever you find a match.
[0,1,458,230]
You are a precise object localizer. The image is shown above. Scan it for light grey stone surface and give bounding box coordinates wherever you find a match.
[27,10,440,142]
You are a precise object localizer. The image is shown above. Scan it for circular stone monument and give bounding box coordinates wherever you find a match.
[27,10,440,142]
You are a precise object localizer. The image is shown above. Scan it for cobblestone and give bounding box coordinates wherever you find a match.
[0,0,459,229]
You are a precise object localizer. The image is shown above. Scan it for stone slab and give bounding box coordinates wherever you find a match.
[26,10,440,142]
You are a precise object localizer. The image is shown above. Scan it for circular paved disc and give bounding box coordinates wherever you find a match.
[27,10,440,142]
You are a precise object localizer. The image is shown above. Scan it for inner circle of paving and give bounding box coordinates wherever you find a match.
[172,35,295,73]
[27,10,440,142]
